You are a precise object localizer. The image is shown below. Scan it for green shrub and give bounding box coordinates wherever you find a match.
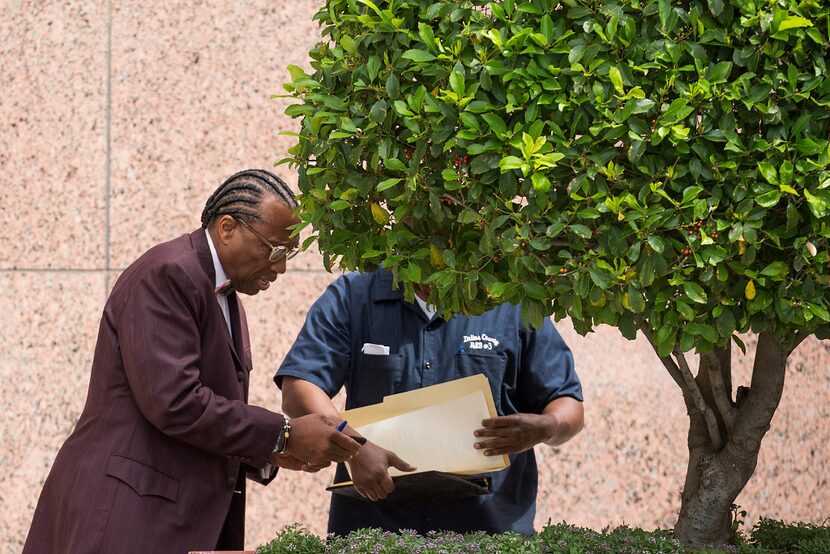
[257,523,326,554]
[257,520,830,553]
[747,518,830,553]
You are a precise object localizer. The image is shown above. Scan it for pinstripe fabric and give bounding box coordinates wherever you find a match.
[23,230,284,554]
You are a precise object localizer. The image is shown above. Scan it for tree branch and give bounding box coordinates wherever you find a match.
[674,348,724,450]
[639,326,724,449]
[730,332,787,458]
[702,351,736,431]
[786,331,810,357]
[640,326,685,390]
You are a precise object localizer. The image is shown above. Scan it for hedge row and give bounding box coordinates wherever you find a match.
[258,518,830,553]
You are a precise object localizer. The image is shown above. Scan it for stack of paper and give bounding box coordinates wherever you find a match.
[340,374,510,477]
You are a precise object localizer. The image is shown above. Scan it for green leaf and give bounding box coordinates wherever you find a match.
[627,285,646,313]
[676,300,695,321]
[755,190,781,208]
[717,309,736,337]
[418,22,435,50]
[684,282,708,304]
[646,236,665,254]
[631,99,655,114]
[639,254,656,287]
[449,71,465,97]
[705,62,733,84]
[377,178,402,192]
[807,302,830,322]
[569,224,592,239]
[609,66,624,95]
[660,99,694,125]
[441,168,459,182]
[779,160,793,187]
[384,158,407,172]
[402,49,436,63]
[457,209,481,224]
[523,282,547,300]
[658,0,671,26]
[777,16,813,32]
[546,223,566,238]
[760,261,788,279]
[330,200,350,211]
[588,264,614,289]
[757,162,779,185]
[805,190,829,218]
[488,281,508,298]
[481,113,507,136]
[531,173,551,193]
[366,56,381,82]
[655,325,677,357]
[286,64,307,82]
[499,156,526,172]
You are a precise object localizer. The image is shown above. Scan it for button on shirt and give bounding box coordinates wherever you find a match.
[275,269,583,536]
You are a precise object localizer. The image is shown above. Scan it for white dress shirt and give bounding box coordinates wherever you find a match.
[205,229,232,337]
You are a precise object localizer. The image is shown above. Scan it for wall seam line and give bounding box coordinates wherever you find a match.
[104,0,113,297]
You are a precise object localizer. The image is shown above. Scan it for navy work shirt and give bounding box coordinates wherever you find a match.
[275,269,582,535]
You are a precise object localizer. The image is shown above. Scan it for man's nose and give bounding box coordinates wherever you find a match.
[270,258,288,274]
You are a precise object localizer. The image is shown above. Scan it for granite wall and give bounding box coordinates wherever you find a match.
[1,1,827,552]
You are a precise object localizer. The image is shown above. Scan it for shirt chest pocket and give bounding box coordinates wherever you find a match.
[350,353,404,406]
[455,352,508,414]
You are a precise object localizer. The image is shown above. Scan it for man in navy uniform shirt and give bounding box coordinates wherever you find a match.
[275,268,584,535]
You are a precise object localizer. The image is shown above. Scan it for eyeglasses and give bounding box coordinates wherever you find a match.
[234,217,299,262]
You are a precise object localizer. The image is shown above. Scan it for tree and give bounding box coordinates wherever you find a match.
[281,0,830,546]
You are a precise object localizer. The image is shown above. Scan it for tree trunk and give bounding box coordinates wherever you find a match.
[672,333,788,547]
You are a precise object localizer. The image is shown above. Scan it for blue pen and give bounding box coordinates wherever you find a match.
[337,420,367,444]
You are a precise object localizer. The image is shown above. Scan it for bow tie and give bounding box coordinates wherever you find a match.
[215,279,234,296]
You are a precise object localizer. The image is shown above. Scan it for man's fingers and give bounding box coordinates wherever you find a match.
[482,446,512,456]
[380,478,395,495]
[480,415,517,428]
[474,425,514,438]
[388,453,417,473]
[302,462,330,473]
[331,431,363,453]
[474,437,513,452]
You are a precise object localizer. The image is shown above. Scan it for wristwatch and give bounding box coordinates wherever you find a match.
[273,418,291,455]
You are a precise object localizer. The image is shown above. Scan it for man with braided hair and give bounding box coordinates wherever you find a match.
[23,169,362,554]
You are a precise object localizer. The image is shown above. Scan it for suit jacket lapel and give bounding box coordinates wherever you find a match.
[190,229,249,374]
[227,292,251,399]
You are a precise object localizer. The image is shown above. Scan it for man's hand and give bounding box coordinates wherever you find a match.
[473,413,557,456]
[271,453,330,473]
[348,442,416,501]
[281,413,362,465]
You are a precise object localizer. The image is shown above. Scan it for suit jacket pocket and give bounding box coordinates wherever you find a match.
[106,453,179,502]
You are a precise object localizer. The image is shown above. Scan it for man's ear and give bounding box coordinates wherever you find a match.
[217,215,237,244]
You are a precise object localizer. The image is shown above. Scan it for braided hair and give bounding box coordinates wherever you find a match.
[200,169,298,228]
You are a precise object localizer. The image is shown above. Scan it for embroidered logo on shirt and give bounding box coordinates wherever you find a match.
[461,333,500,352]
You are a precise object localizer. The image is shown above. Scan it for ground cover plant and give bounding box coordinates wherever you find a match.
[257,519,830,553]
[280,0,830,546]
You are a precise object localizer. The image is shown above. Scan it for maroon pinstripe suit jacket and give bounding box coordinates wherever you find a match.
[23,230,284,554]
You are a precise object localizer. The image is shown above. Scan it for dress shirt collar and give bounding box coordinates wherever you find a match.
[204,229,229,290]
